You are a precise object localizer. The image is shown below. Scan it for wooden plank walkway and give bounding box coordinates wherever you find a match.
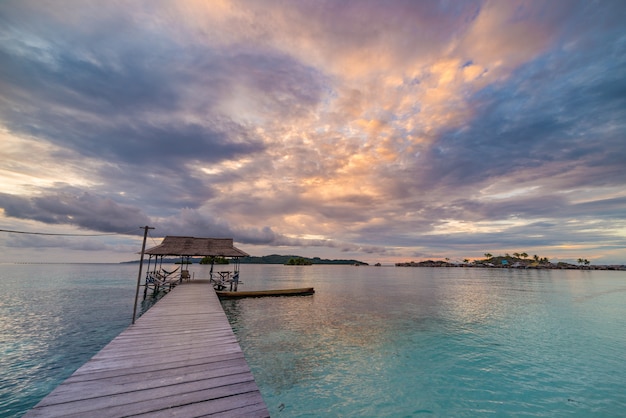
[25,280,269,417]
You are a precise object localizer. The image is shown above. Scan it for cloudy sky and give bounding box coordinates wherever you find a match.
[1,0,625,264]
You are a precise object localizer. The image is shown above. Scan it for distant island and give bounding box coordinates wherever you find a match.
[122,254,368,266]
[240,254,368,265]
[396,253,625,270]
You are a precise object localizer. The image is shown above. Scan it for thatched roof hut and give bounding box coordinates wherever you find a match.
[144,236,249,258]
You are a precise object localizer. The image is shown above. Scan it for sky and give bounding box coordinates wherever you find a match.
[1,0,625,265]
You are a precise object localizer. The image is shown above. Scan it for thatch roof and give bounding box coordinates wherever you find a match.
[144,236,249,257]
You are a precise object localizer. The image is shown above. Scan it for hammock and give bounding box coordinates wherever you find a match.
[161,266,181,276]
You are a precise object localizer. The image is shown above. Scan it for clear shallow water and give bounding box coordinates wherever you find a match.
[1,264,625,417]
[0,263,152,418]
[221,265,626,417]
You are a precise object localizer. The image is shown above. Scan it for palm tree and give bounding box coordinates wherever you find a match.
[577,258,584,267]
[484,253,492,259]
[513,252,520,259]
[521,252,528,259]
[534,254,539,262]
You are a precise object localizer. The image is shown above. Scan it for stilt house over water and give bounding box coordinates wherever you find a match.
[142,236,249,295]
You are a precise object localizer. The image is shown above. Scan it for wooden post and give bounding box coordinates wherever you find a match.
[143,255,151,299]
[132,225,154,324]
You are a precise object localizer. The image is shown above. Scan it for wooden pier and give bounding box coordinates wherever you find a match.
[25,280,269,417]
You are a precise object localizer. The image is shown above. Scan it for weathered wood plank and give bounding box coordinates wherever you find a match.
[25,281,269,417]
[77,340,242,364]
[38,365,254,402]
[65,352,244,383]
[58,384,267,418]
[30,375,258,415]
[130,391,269,418]
[65,359,239,382]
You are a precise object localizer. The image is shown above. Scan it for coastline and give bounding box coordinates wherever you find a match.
[395,260,626,270]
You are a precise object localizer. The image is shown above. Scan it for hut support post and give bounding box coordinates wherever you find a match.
[231,258,240,291]
[143,255,153,300]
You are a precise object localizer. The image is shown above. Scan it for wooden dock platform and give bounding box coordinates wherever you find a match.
[25,280,269,417]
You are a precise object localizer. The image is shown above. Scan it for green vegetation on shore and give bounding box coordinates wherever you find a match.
[199,256,228,265]
[396,252,624,270]
[285,257,312,265]
[239,254,368,265]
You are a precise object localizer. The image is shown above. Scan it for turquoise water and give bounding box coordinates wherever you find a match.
[1,264,625,417]
[0,263,152,417]
[221,265,626,417]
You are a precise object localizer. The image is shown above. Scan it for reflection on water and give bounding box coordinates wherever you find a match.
[0,264,139,417]
[223,265,626,417]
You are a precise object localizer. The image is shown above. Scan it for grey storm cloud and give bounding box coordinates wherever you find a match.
[0,191,151,234]
[0,6,326,170]
[1,43,265,166]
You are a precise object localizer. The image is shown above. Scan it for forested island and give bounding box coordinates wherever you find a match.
[396,253,625,270]
[239,254,368,265]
